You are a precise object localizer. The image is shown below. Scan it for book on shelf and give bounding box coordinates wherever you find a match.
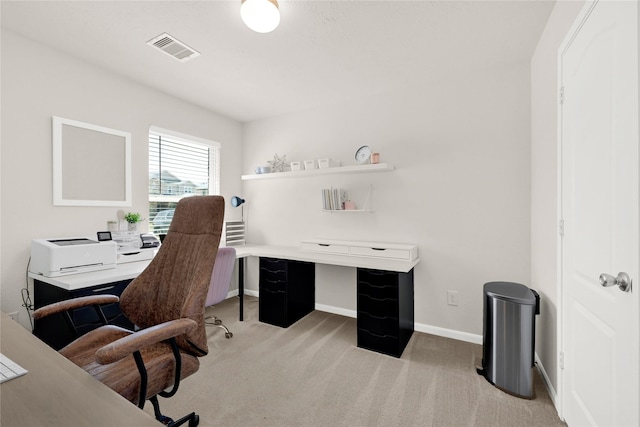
[321,188,348,210]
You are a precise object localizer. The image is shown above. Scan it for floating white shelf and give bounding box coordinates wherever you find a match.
[241,163,394,180]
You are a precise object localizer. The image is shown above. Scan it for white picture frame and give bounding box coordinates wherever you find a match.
[52,116,131,206]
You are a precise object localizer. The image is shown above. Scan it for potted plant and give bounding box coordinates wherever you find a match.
[124,212,143,232]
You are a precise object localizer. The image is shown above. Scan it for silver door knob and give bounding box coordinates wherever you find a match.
[599,272,632,293]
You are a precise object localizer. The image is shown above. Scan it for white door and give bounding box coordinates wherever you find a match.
[560,0,639,426]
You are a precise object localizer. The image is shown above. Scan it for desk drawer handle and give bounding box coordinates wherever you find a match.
[360,311,396,321]
[92,286,116,293]
[361,328,395,339]
[360,282,393,289]
[371,248,386,251]
[261,268,286,274]
[318,244,331,247]
[361,294,395,303]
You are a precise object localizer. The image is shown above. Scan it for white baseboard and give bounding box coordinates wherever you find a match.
[313,303,483,345]
[415,323,483,345]
[244,289,259,298]
[535,353,559,408]
[315,303,357,318]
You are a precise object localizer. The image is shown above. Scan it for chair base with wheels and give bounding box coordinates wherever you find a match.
[205,315,233,338]
[204,247,237,339]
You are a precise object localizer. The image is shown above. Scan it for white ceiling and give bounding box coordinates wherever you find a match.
[1,0,555,123]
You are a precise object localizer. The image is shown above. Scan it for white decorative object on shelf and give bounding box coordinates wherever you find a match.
[254,166,271,174]
[303,160,316,170]
[318,158,340,169]
[267,153,289,172]
[241,162,394,180]
[290,161,302,171]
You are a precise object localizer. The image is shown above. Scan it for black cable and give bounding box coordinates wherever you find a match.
[21,288,34,331]
[22,257,34,330]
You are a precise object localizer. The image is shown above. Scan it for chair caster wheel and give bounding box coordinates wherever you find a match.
[189,414,199,427]
[158,415,173,425]
[214,319,222,325]
[225,332,233,339]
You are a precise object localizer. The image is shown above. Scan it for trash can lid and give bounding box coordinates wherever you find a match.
[484,281,536,305]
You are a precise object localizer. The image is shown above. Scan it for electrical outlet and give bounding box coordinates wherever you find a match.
[447,291,459,306]
[7,311,19,322]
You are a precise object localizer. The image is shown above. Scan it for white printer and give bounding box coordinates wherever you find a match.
[30,237,117,277]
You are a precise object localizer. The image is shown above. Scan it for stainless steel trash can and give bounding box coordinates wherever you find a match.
[477,281,540,399]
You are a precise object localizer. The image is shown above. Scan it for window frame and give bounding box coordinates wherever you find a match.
[148,126,221,234]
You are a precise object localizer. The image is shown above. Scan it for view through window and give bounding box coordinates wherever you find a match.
[148,128,220,235]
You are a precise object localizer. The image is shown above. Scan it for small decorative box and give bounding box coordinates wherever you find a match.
[318,158,331,169]
[290,161,302,171]
[304,160,316,170]
[318,158,340,169]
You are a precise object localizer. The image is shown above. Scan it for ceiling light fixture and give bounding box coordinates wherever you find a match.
[241,0,280,33]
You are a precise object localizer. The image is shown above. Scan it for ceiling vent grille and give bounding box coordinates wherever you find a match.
[147,33,200,63]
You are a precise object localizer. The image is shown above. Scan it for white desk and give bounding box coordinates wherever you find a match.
[234,244,418,272]
[28,260,151,291]
[233,245,418,322]
[30,244,419,357]
[29,244,419,320]
[237,244,419,357]
[30,243,419,330]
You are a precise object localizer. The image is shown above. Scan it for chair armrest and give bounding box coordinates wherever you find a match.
[95,318,197,365]
[32,295,120,320]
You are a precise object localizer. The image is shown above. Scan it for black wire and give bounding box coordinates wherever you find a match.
[22,257,34,330]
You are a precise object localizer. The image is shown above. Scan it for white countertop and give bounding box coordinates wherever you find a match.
[235,244,419,272]
[28,260,151,291]
[29,244,419,291]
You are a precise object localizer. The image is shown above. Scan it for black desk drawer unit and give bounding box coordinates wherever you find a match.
[357,268,414,357]
[259,257,315,328]
[34,279,134,350]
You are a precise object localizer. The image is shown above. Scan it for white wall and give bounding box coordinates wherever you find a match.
[0,30,243,329]
[530,0,585,397]
[241,62,532,337]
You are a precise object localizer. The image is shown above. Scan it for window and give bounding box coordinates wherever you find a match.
[148,127,220,235]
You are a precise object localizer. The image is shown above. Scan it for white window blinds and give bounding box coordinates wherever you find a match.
[148,127,220,235]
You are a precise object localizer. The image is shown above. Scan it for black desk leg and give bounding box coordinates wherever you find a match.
[238,257,244,321]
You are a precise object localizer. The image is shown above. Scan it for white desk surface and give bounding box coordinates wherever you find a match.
[28,260,151,291]
[29,244,419,291]
[235,244,419,273]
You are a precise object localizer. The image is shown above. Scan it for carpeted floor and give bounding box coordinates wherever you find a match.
[145,296,566,427]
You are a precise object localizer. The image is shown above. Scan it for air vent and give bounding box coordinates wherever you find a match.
[147,33,200,63]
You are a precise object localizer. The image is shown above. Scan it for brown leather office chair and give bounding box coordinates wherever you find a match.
[32,196,224,427]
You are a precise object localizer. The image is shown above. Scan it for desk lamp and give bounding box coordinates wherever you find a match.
[231,196,245,216]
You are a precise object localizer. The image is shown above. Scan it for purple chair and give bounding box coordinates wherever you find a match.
[204,247,236,338]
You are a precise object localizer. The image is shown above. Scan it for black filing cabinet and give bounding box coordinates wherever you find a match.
[259,257,315,328]
[357,268,414,357]
[34,279,134,350]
